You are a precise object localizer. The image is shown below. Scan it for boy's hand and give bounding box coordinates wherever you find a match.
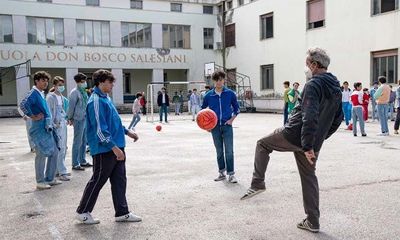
[31,113,44,121]
[112,147,125,161]
[127,130,139,142]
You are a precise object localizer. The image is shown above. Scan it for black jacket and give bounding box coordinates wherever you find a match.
[282,72,343,152]
[157,93,170,107]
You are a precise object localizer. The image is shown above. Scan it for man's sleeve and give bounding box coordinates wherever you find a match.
[67,91,77,120]
[231,92,240,116]
[19,92,33,117]
[301,82,321,151]
[325,102,344,140]
[88,96,116,150]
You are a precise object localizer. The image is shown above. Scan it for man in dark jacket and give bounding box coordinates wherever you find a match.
[241,47,343,233]
[157,87,170,123]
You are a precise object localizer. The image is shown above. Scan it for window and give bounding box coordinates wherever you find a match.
[124,73,131,94]
[227,1,232,10]
[203,5,213,14]
[224,24,235,47]
[0,15,13,43]
[131,0,143,9]
[203,28,214,49]
[218,4,223,13]
[260,13,273,39]
[162,24,190,49]
[37,0,52,2]
[171,3,182,12]
[86,0,99,6]
[238,0,244,6]
[27,17,63,44]
[261,64,274,90]
[373,0,399,14]
[307,0,325,29]
[372,50,398,84]
[121,22,151,48]
[77,20,109,46]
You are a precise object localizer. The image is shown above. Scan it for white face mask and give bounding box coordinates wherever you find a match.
[304,66,313,80]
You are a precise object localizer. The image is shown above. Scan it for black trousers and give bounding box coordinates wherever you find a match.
[395,107,400,130]
[76,149,129,217]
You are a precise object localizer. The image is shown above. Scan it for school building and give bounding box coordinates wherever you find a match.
[0,0,399,115]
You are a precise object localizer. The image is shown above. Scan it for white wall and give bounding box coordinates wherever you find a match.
[224,0,400,96]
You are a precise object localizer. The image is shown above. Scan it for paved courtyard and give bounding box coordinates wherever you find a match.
[0,113,399,240]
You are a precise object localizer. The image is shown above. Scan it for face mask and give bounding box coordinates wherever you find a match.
[304,66,313,80]
[58,86,65,93]
[80,82,87,88]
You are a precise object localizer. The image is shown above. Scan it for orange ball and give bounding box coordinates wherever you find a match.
[196,109,218,131]
[156,125,162,131]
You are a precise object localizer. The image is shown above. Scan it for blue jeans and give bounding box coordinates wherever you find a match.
[211,124,234,175]
[283,102,288,125]
[159,104,168,122]
[35,138,58,183]
[25,118,35,150]
[72,119,87,167]
[377,104,389,133]
[56,121,68,175]
[371,101,378,121]
[342,102,352,125]
[352,107,366,135]
[388,103,395,120]
[128,113,141,129]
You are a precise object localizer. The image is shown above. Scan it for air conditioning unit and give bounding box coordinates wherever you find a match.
[216,42,223,50]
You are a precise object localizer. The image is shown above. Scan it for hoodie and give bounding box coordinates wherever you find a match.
[282,72,343,152]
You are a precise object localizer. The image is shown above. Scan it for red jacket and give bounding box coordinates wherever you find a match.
[350,90,363,106]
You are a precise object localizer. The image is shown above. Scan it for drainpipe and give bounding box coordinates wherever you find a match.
[221,0,226,69]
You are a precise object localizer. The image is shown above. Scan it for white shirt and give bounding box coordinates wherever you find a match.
[342,89,352,102]
[162,93,166,104]
[56,94,63,106]
[33,86,45,99]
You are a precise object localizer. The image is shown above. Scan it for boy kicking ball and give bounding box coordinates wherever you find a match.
[76,69,141,224]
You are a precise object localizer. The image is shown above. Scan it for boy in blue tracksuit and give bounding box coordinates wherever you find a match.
[76,69,142,224]
[202,70,240,183]
[19,71,60,190]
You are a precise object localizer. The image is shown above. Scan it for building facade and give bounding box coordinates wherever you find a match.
[0,0,221,108]
[0,0,399,113]
[219,0,399,96]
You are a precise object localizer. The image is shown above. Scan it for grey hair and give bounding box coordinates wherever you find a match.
[307,47,330,69]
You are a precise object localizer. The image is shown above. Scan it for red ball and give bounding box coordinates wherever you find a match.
[196,109,218,131]
[156,125,162,131]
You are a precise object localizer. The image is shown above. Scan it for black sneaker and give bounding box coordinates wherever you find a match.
[72,166,85,171]
[362,133,367,137]
[81,162,93,167]
[297,219,319,233]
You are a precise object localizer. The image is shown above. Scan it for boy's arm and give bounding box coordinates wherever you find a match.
[67,91,77,120]
[374,86,383,100]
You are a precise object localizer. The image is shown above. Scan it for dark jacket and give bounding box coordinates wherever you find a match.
[157,93,170,107]
[282,72,343,152]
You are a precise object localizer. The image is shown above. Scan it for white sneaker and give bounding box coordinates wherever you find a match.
[228,175,238,183]
[36,183,51,190]
[48,179,62,186]
[214,173,226,181]
[115,212,142,222]
[76,212,100,225]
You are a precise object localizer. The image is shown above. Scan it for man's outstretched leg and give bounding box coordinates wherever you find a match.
[241,128,300,200]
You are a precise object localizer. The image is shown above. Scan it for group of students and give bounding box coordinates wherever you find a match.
[20,69,142,224]
[19,72,93,189]
[153,86,211,123]
[342,76,400,136]
[282,81,301,124]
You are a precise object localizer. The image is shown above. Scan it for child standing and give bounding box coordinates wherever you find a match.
[350,82,367,137]
[362,88,370,122]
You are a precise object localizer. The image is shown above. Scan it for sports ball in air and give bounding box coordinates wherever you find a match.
[196,109,218,131]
